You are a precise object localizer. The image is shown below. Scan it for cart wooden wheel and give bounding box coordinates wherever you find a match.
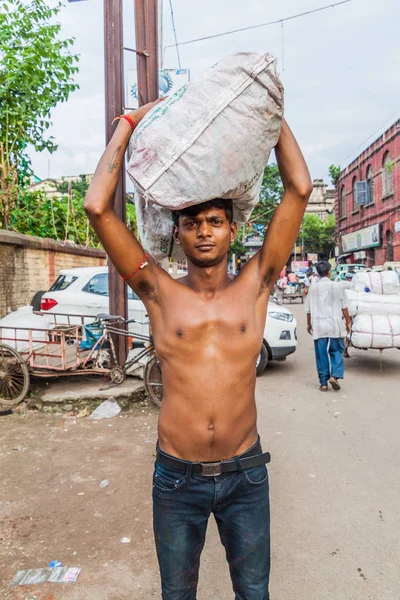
[0,344,30,407]
[144,356,163,408]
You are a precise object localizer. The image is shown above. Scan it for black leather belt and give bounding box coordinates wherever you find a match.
[156,439,271,477]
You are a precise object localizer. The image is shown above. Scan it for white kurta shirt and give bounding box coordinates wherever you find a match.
[305,277,348,340]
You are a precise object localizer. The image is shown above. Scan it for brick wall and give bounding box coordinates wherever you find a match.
[335,119,400,264]
[0,230,106,317]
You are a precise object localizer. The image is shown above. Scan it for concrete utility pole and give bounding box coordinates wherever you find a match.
[134,0,160,106]
[104,0,127,364]
[103,0,159,364]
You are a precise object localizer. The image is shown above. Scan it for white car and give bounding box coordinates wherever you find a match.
[39,266,147,336]
[39,267,297,375]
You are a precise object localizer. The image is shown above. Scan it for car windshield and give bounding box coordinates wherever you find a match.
[84,273,109,296]
[49,274,78,291]
[83,273,140,300]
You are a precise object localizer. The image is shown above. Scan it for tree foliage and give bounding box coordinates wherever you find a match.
[231,164,283,256]
[300,213,336,258]
[329,164,341,187]
[0,0,79,228]
[9,188,137,248]
[249,164,283,225]
[56,174,90,197]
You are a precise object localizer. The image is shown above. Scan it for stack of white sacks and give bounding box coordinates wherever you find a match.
[346,271,400,349]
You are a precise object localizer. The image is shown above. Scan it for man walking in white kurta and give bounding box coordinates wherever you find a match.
[306,261,352,392]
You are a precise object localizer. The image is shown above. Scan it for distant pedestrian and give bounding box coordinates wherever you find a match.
[287,270,298,286]
[305,261,351,392]
[339,271,355,291]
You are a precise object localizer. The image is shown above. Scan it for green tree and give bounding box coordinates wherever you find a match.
[231,164,283,257]
[56,174,90,196]
[319,213,336,257]
[300,213,336,258]
[0,0,79,228]
[249,164,283,226]
[329,164,341,187]
[9,187,138,248]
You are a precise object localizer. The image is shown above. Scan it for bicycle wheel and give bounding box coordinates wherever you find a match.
[144,355,163,408]
[0,344,30,407]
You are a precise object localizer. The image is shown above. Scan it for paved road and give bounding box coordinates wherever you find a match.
[1,302,399,599]
[199,302,400,599]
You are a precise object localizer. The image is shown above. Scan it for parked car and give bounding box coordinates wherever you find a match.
[40,267,147,336]
[40,267,297,374]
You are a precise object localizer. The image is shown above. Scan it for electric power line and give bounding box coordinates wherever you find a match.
[168,0,182,68]
[165,0,352,49]
[339,110,400,165]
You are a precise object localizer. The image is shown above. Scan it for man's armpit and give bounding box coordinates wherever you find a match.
[137,279,159,304]
[259,266,275,295]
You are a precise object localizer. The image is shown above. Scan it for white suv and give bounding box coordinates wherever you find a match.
[40,267,297,375]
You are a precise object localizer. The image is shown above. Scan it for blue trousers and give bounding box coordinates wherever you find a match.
[314,337,345,386]
[153,441,270,599]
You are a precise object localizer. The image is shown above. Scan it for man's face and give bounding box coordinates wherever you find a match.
[173,207,237,268]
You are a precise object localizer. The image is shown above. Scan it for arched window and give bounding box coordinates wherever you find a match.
[352,176,358,211]
[341,185,346,217]
[386,229,394,262]
[382,152,393,197]
[366,165,374,204]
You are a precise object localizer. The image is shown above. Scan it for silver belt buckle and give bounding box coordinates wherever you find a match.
[201,461,223,477]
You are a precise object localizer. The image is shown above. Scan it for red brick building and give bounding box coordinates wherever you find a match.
[335,119,400,266]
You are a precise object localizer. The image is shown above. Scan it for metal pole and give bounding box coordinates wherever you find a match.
[145,0,159,101]
[104,0,128,364]
[158,0,163,67]
[134,0,159,106]
[134,0,149,106]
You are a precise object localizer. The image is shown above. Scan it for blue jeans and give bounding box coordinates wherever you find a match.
[153,441,270,599]
[314,337,345,386]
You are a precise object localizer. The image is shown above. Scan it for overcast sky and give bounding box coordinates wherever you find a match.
[29,0,400,187]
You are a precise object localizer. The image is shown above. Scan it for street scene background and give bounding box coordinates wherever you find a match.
[1,304,399,600]
[1,0,400,598]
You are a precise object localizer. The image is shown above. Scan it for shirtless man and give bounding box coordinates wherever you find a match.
[85,100,312,599]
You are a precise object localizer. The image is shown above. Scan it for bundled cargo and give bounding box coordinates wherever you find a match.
[345,290,400,317]
[127,52,284,259]
[351,314,400,349]
[351,270,399,295]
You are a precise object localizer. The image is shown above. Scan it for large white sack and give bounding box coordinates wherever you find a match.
[351,270,400,295]
[127,52,283,260]
[351,314,400,349]
[345,290,400,317]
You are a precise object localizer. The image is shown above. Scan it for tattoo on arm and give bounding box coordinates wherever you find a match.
[106,146,121,173]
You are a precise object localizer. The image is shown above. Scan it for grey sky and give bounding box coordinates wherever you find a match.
[29,0,400,186]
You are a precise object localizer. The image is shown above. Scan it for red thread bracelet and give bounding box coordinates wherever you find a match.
[120,255,150,281]
[121,114,136,130]
[112,114,136,130]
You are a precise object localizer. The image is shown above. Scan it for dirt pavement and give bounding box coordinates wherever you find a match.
[1,302,399,599]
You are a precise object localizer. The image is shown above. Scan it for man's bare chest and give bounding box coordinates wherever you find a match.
[152,292,266,349]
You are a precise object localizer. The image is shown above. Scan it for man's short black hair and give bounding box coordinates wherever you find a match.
[172,199,233,227]
[316,260,332,278]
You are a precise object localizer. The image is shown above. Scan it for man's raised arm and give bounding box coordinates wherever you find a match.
[256,120,312,290]
[84,100,163,297]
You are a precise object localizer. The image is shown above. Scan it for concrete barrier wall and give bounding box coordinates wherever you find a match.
[0,229,106,317]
